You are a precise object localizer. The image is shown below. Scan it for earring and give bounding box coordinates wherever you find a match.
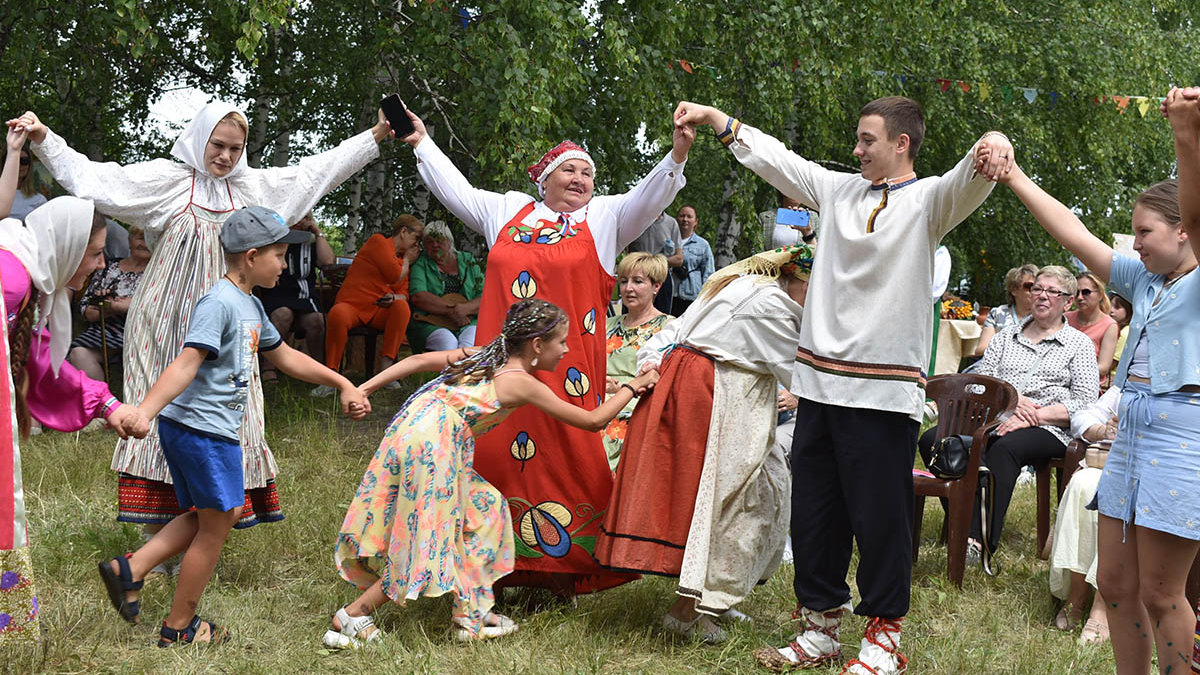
[531,356,539,368]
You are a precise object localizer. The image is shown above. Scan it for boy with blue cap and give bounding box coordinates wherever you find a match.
[98,206,370,647]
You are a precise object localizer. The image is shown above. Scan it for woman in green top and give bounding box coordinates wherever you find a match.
[601,252,673,470]
[407,220,485,352]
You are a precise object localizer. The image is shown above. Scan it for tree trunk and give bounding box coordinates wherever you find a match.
[713,162,743,268]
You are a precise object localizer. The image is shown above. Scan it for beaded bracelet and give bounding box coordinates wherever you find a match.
[620,383,639,398]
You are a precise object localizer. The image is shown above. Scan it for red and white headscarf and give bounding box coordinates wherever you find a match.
[526,141,595,198]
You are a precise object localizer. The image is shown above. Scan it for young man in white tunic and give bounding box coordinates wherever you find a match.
[673,98,1015,674]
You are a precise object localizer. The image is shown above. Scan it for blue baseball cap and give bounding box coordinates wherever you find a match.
[220,206,313,252]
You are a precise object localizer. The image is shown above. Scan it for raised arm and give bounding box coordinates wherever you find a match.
[675,102,836,211]
[1165,87,1200,260]
[253,112,385,225]
[399,109,506,238]
[0,126,25,218]
[10,112,177,230]
[999,164,1114,281]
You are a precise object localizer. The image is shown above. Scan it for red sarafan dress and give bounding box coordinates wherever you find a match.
[413,137,686,593]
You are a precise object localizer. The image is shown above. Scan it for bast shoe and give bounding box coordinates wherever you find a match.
[662,612,728,644]
[453,612,518,642]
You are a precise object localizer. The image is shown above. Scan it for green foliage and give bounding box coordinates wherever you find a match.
[0,1,1197,290]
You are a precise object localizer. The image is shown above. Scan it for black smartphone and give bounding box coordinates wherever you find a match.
[380,94,415,138]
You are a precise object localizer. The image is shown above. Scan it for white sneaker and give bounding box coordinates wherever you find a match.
[322,607,383,649]
[453,613,518,641]
[311,384,336,398]
[1016,465,1035,486]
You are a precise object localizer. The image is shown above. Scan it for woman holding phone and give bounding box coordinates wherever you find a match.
[394,104,693,597]
[7,102,390,534]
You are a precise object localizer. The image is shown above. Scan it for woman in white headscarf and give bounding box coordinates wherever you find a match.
[0,157,141,644]
[7,102,389,533]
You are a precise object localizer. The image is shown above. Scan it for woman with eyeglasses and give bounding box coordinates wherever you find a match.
[982,86,1200,673]
[974,263,1038,357]
[919,265,1099,563]
[1066,271,1118,388]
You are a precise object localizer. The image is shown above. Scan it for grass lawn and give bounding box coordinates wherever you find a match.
[7,377,1117,674]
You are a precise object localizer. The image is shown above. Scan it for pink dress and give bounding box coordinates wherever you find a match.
[0,249,115,646]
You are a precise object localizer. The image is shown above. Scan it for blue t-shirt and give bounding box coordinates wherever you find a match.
[160,279,282,440]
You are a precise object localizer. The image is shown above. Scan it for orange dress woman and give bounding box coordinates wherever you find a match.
[402,108,693,594]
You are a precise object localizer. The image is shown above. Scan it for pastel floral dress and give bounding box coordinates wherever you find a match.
[334,374,515,633]
[601,313,672,470]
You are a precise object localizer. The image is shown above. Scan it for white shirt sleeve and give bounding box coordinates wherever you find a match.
[414,136,517,245]
[927,138,996,240]
[727,123,842,211]
[636,317,682,371]
[244,130,380,226]
[1069,386,1121,439]
[594,153,688,253]
[32,129,186,232]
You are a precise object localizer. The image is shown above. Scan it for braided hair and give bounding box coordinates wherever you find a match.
[397,300,567,412]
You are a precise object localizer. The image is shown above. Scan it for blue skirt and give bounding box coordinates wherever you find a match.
[1096,381,1200,540]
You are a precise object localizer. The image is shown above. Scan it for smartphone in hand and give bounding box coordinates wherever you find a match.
[380,94,416,138]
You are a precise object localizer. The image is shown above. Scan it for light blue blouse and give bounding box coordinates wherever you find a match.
[1109,253,1200,392]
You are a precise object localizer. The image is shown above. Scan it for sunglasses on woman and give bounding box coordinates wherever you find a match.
[1075,289,1093,297]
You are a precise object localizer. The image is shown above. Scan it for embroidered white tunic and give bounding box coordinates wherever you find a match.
[726,124,995,421]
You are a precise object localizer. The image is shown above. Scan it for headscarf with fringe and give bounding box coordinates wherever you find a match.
[698,244,814,301]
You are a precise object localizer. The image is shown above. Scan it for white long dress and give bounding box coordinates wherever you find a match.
[33,109,379,489]
[636,275,803,613]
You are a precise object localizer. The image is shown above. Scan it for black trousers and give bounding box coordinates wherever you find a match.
[917,425,1064,550]
[791,398,919,619]
[671,296,694,317]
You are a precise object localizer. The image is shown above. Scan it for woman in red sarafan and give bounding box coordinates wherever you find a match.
[398,105,693,595]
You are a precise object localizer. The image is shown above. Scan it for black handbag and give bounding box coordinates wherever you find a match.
[921,433,974,480]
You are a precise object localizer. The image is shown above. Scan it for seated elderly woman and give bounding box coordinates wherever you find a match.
[601,252,673,470]
[323,215,423,375]
[1049,386,1120,646]
[974,263,1038,356]
[67,225,149,381]
[920,265,1098,561]
[406,220,484,352]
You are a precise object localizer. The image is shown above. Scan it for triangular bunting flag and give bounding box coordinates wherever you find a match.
[1113,95,1129,112]
[958,81,971,93]
[1049,92,1059,106]
[1022,88,1038,103]
[679,59,693,74]
[1002,85,1013,102]
[937,78,952,92]
[1136,97,1151,117]
[978,83,990,100]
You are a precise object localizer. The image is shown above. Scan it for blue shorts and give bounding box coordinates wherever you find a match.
[158,417,244,513]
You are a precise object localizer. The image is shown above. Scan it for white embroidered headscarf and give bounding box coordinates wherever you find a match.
[170,101,249,179]
[5,197,97,374]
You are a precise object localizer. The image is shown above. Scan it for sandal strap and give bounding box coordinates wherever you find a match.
[115,554,144,591]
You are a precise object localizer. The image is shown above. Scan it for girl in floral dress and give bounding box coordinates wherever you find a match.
[324,300,658,647]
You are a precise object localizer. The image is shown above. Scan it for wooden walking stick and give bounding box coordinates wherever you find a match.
[98,300,110,384]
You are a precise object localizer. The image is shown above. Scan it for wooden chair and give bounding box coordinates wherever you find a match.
[913,374,1018,587]
[1035,438,1087,560]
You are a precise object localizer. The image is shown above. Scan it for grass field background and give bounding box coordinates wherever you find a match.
[6,377,1118,674]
